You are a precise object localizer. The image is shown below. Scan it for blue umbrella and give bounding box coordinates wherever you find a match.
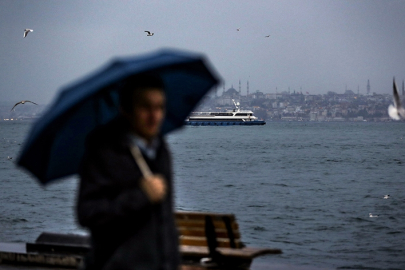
[17,48,220,184]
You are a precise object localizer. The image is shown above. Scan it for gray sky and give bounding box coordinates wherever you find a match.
[1,0,405,105]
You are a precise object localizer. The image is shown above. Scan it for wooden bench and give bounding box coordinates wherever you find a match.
[176,211,281,269]
[7,211,281,269]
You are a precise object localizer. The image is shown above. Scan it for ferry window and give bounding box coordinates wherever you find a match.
[235,113,248,116]
[210,113,233,116]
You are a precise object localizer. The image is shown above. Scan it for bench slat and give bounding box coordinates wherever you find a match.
[178,227,241,239]
[175,212,236,220]
[179,236,243,248]
[176,219,239,230]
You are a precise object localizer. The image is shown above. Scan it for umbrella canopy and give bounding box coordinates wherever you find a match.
[17,48,220,184]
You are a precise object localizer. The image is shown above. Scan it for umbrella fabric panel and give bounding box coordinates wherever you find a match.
[160,69,216,133]
[20,93,121,182]
[46,95,121,181]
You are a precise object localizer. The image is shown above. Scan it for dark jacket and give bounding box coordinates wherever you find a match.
[77,117,179,270]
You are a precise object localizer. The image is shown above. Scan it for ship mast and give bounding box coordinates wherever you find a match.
[232,99,240,112]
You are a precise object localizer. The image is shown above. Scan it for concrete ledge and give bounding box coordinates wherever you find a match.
[0,243,81,269]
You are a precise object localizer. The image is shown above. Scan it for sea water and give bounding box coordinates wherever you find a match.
[0,120,404,269]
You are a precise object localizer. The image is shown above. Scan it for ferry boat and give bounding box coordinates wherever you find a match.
[185,100,266,126]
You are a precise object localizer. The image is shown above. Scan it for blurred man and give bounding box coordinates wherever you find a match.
[77,74,179,270]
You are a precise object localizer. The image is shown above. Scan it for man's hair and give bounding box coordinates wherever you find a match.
[119,73,164,113]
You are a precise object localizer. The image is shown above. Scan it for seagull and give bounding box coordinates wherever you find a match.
[10,100,38,111]
[237,28,240,31]
[388,78,405,120]
[369,213,379,218]
[383,195,390,199]
[265,35,270,37]
[7,156,12,160]
[144,31,154,36]
[23,29,33,38]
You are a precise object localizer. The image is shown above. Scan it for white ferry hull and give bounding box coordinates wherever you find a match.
[185,119,266,126]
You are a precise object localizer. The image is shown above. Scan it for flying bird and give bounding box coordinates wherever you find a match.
[237,28,240,31]
[23,29,33,38]
[369,213,379,218]
[144,31,154,36]
[388,78,405,120]
[265,35,270,37]
[10,100,38,111]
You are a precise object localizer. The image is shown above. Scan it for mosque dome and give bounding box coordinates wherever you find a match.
[224,86,239,96]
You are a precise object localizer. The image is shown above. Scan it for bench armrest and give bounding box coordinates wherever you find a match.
[180,245,281,259]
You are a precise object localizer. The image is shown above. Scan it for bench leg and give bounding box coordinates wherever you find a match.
[204,215,221,262]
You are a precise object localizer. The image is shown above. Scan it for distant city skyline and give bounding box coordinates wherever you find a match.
[213,77,397,96]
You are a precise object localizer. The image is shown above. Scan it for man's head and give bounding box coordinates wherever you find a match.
[119,73,165,142]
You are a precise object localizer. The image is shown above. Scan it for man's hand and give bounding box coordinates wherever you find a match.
[140,175,167,203]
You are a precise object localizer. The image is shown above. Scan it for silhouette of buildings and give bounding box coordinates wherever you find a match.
[196,80,397,122]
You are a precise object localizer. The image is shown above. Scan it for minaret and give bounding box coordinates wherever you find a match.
[222,82,225,96]
[367,80,370,95]
[247,81,250,96]
[402,80,404,96]
[239,80,241,95]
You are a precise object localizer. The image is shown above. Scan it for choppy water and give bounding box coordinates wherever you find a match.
[1,120,405,269]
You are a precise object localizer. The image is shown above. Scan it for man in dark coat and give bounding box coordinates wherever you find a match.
[76,74,180,270]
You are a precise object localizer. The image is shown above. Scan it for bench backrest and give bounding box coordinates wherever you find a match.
[175,211,244,249]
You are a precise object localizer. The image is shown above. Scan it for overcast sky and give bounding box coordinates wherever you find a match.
[1,0,405,105]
